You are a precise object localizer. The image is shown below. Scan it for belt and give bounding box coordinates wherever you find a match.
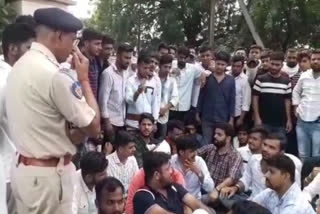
[127,113,141,121]
[18,154,72,167]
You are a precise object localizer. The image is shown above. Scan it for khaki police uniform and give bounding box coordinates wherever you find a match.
[5,8,94,214]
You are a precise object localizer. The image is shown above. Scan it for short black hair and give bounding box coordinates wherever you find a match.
[311,49,320,55]
[143,152,171,183]
[117,43,133,55]
[237,124,249,133]
[286,48,298,54]
[167,120,184,134]
[169,45,177,52]
[215,51,231,63]
[249,126,268,140]
[231,200,272,214]
[249,44,263,52]
[82,28,102,41]
[231,55,245,65]
[158,42,169,52]
[297,51,311,62]
[80,151,108,177]
[177,46,190,57]
[264,132,287,151]
[137,52,152,64]
[270,51,285,62]
[199,45,212,53]
[215,123,234,137]
[150,52,160,62]
[15,15,36,28]
[176,136,198,154]
[95,177,124,203]
[2,23,36,58]
[139,113,155,124]
[102,34,115,45]
[266,154,295,183]
[160,54,173,66]
[261,51,270,59]
[114,130,135,149]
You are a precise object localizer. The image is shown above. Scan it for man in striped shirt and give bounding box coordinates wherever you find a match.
[252,51,292,138]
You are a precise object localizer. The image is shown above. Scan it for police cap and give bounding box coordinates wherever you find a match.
[34,8,83,32]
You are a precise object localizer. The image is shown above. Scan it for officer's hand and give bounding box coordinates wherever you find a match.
[219,186,237,199]
[72,46,89,81]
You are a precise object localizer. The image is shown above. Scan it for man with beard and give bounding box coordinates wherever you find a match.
[95,177,126,214]
[99,44,133,140]
[198,123,242,202]
[219,133,302,207]
[252,155,315,214]
[99,35,114,71]
[73,152,108,214]
[81,29,103,100]
[293,50,320,161]
[282,49,299,78]
[133,151,213,214]
[125,54,160,130]
[134,113,159,168]
[170,46,208,122]
[253,51,292,138]
[197,51,235,146]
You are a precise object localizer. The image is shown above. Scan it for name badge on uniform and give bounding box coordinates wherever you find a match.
[71,81,83,99]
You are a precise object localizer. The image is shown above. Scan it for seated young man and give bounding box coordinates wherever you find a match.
[171,136,214,199]
[252,155,315,214]
[95,177,125,214]
[73,152,108,214]
[133,152,213,214]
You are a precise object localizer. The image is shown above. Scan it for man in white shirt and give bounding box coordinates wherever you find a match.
[220,132,302,207]
[293,50,320,162]
[99,44,133,139]
[156,54,179,140]
[252,155,315,214]
[0,23,35,214]
[125,54,160,129]
[169,46,207,121]
[171,136,214,199]
[282,49,299,78]
[73,152,108,214]
[228,55,251,128]
[106,131,139,193]
[237,126,268,168]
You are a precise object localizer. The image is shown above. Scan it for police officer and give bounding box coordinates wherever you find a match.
[5,8,101,214]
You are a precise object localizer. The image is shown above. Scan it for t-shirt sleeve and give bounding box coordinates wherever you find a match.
[252,76,262,96]
[133,190,156,214]
[172,183,188,200]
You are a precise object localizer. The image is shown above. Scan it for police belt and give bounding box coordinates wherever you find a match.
[18,154,72,167]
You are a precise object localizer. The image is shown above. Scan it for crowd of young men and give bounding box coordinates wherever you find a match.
[0,7,320,214]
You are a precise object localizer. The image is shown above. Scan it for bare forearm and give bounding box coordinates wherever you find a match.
[217,178,234,190]
[285,99,292,122]
[252,96,260,120]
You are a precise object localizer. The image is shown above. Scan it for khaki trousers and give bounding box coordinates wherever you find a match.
[11,160,75,214]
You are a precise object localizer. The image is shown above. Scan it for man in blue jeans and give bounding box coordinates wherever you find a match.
[196,51,235,146]
[293,50,320,162]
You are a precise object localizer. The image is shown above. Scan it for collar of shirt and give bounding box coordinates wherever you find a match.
[30,42,59,67]
[277,182,300,205]
[110,151,127,165]
[78,170,95,195]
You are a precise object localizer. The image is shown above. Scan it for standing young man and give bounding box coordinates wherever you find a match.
[253,51,292,138]
[197,51,236,146]
[99,35,115,70]
[125,54,160,130]
[156,54,179,140]
[81,28,103,100]
[99,44,133,139]
[228,55,251,128]
[293,50,320,161]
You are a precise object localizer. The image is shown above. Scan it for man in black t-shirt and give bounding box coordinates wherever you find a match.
[252,51,292,138]
[133,152,213,214]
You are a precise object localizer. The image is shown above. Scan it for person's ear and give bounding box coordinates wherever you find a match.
[8,44,18,57]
